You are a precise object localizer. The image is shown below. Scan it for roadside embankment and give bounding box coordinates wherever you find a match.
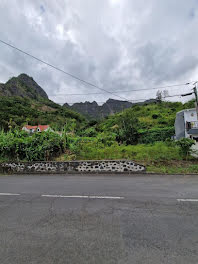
[0,160,146,174]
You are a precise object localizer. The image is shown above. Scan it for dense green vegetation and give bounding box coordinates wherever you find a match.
[0,74,86,131]
[0,130,63,161]
[0,96,197,173]
[0,93,194,140]
[0,96,84,131]
[96,101,195,144]
[0,129,195,161]
[0,128,197,174]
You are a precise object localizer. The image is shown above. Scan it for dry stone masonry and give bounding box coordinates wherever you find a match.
[0,160,146,174]
[76,160,145,172]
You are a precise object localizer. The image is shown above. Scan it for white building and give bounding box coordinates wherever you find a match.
[175,108,198,140]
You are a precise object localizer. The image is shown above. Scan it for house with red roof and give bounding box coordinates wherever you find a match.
[22,125,52,133]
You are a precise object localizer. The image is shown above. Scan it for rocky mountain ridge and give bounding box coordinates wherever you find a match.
[0,74,48,100]
[64,98,157,119]
[0,73,157,119]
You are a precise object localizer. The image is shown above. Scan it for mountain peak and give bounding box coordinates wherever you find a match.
[63,98,133,119]
[18,73,32,79]
[2,73,48,100]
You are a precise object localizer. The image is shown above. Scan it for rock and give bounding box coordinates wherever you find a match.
[63,98,157,119]
[0,73,48,100]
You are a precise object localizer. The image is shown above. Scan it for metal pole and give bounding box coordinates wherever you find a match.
[193,82,198,119]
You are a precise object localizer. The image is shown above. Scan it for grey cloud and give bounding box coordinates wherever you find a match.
[135,41,198,84]
[0,0,198,104]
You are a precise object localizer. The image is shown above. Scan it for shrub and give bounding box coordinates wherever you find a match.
[152,114,158,119]
[81,127,97,137]
[115,111,139,145]
[96,132,117,147]
[138,127,175,144]
[0,130,63,161]
[176,138,195,159]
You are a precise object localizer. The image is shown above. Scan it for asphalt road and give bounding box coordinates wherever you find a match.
[0,174,198,264]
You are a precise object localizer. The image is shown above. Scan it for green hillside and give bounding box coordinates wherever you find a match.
[96,100,195,144]
[0,73,197,173]
[0,73,85,130]
[100,100,194,129]
[0,96,85,131]
[0,90,197,173]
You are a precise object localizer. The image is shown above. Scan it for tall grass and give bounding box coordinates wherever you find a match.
[75,141,182,162]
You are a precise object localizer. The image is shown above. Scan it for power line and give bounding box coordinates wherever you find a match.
[0,39,195,104]
[0,39,129,102]
[165,93,193,98]
[61,97,164,105]
[52,82,194,96]
[56,91,193,105]
[59,94,189,105]
[59,98,155,105]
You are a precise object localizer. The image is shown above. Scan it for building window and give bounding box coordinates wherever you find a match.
[186,122,191,130]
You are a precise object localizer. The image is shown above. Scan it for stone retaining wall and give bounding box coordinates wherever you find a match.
[0,160,146,174]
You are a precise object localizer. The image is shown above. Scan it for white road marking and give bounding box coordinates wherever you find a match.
[177,199,198,202]
[0,193,20,196]
[42,194,124,200]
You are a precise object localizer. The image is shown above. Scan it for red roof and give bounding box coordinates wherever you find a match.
[38,125,49,131]
[24,125,38,130]
[24,125,49,131]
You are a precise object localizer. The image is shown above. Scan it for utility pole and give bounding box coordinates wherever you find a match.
[193,81,198,119]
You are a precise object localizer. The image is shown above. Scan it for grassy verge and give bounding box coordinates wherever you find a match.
[146,161,198,174]
[57,141,198,174]
[78,142,182,161]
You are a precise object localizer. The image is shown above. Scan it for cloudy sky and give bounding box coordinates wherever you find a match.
[0,0,198,105]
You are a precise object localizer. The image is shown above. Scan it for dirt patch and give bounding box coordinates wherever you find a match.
[31,104,56,112]
[40,105,57,112]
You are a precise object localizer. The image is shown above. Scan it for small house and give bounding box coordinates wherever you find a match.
[22,125,51,133]
[175,108,198,140]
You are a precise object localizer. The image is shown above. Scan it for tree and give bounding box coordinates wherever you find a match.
[176,138,195,159]
[62,119,77,150]
[116,111,139,145]
[163,89,169,98]
[63,119,77,134]
[156,90,169,102]
[156,90,162,102]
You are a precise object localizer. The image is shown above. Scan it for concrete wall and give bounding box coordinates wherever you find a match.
[184,109,198,138]
[175,108,198,139]
[175,111,185,140]
[0,160,146,174]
